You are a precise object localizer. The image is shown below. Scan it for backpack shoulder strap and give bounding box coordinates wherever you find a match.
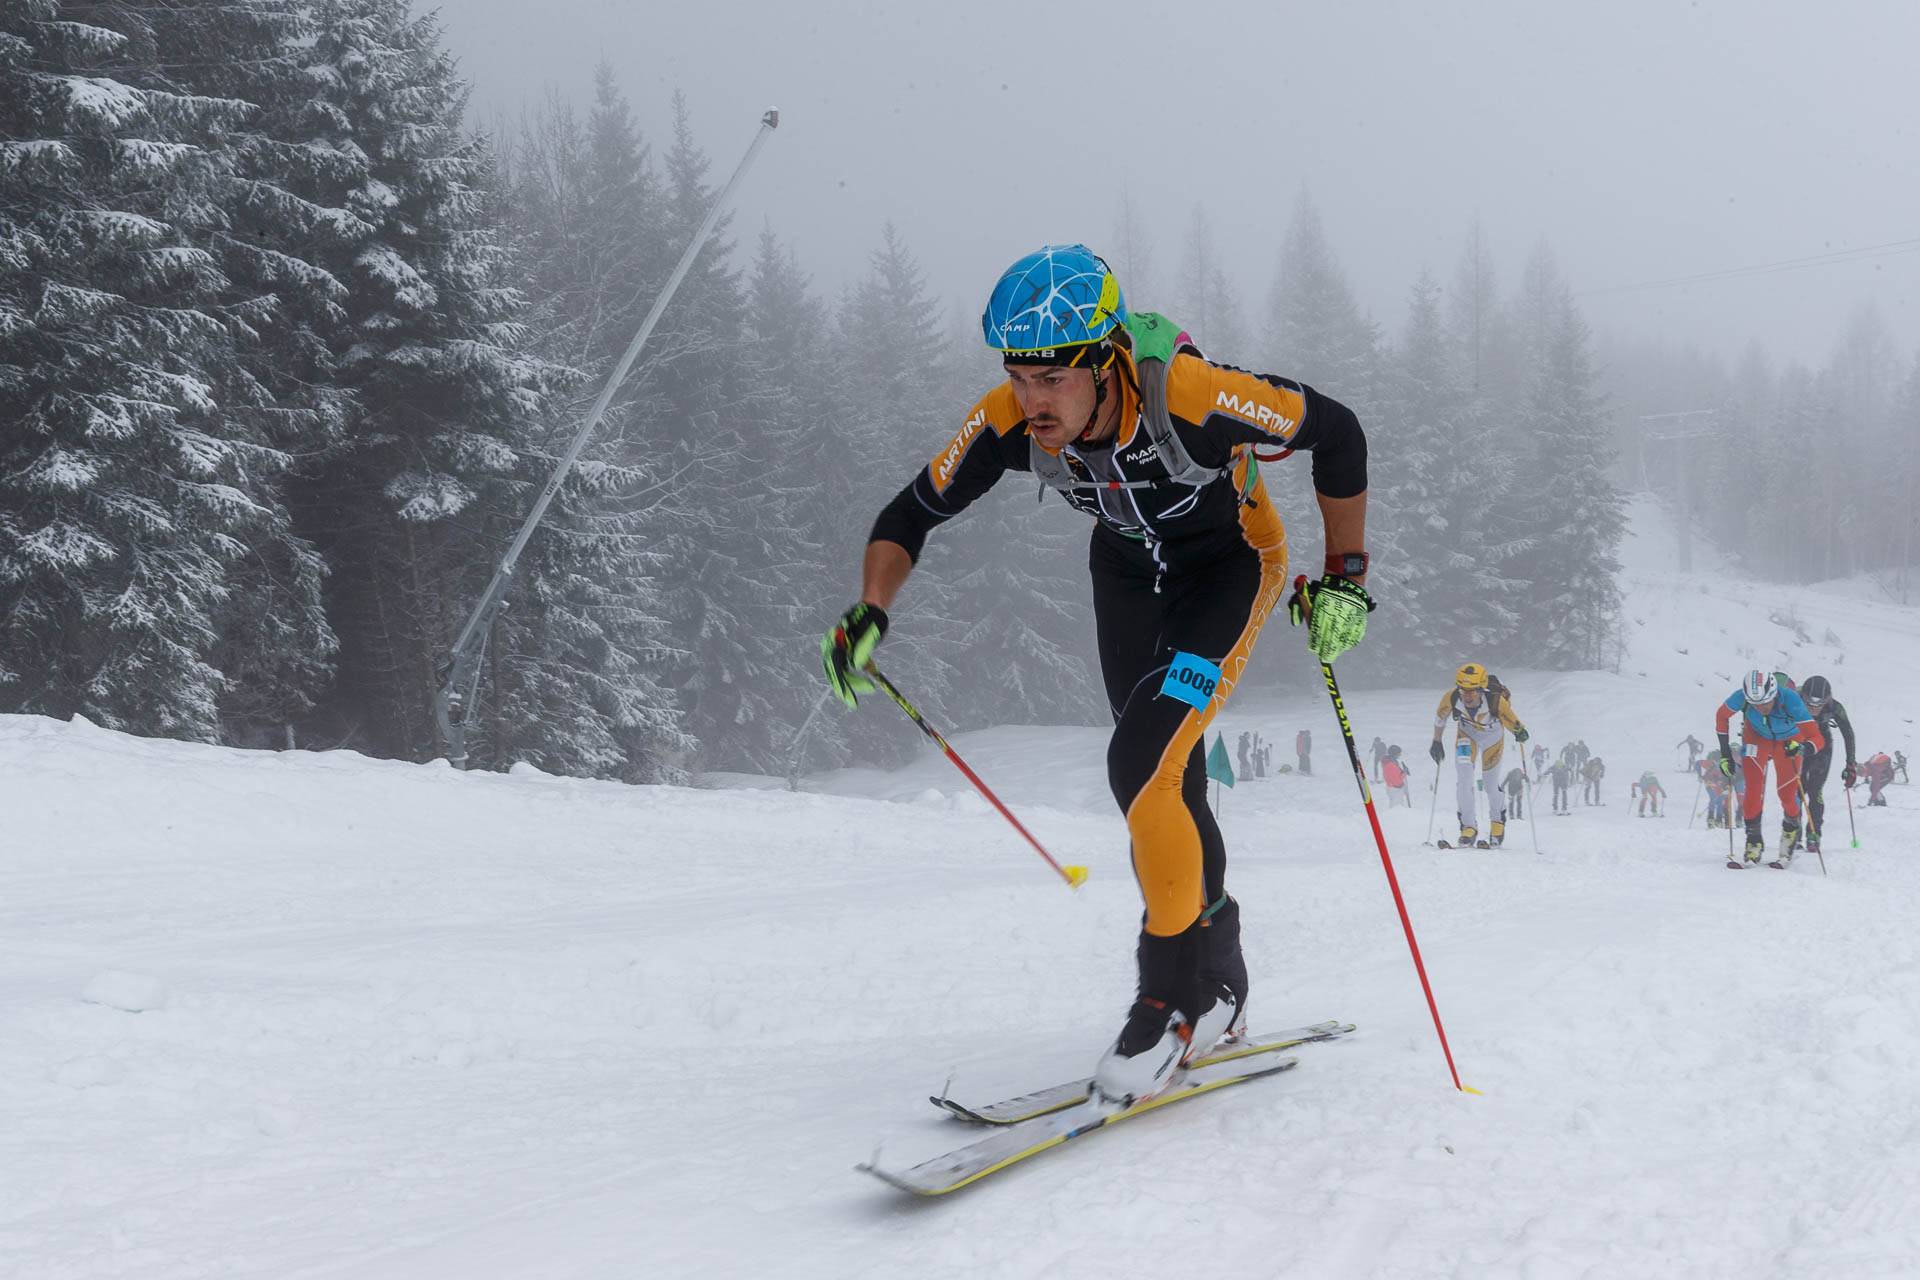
[1117,312,1229,489]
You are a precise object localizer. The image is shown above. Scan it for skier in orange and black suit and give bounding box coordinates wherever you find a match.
[819,245,1373,1107]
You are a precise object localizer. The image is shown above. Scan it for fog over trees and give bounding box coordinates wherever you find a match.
[4,0,1917,780]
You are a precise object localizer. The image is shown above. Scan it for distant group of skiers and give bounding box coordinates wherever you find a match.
[1383,659,1907,870]
[1408,662,1676,843]
[1534,741,1605,814]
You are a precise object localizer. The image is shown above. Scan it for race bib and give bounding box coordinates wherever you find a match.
[1160,652,1222,709]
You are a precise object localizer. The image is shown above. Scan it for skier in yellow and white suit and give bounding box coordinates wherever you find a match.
[1428,663,1529,847]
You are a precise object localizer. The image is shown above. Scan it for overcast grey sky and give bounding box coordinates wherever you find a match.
[439,0,1920,366]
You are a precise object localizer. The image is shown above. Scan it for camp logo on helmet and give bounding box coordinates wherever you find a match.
[982,245,1127,353]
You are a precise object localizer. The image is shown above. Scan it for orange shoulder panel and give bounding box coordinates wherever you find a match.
[929,384,1022,496]
[1163,353,1305,443]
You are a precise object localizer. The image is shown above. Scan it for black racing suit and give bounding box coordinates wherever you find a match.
[867,327,1366,1019]
[1801,698,1856,845]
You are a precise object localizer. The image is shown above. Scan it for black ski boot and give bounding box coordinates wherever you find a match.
[1190,894,1248,1052]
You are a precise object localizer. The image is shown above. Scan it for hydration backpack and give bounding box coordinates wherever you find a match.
[1029,312,1286,497]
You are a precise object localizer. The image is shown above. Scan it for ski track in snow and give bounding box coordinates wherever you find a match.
[4,498,1920,1279]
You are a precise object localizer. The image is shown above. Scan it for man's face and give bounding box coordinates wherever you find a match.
[1006,364,1097,450]
[1461,687,1484,710]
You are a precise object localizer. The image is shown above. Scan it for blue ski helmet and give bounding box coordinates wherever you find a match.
[982,244,1126,360]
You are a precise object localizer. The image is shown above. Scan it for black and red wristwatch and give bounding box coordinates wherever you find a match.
[1324,551,1369,580]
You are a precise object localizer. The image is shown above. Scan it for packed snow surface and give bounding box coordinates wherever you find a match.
[5,500,1919,1279]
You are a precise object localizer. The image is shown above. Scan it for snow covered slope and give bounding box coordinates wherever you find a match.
[5,497,1920,1279]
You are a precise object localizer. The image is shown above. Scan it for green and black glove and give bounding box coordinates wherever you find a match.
[1513,726,1529,744]
[1783,739,1805,757]
[1842,760,1858,787]
[820,603,888,707]
[1287,574,1375,662]
[1718,756,1737,778]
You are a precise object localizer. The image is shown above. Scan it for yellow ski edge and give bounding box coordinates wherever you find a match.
[862,1056,1300,1196]
[930,1022,1354,1125]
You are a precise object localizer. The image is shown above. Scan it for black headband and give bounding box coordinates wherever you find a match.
[1002,341,1114,370]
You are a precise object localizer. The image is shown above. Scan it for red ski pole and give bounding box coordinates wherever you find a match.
[865,662,1088,889]
[1307,627,1478,1094]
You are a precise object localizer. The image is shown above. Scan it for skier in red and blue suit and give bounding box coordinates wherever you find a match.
[1714,669,1824,866]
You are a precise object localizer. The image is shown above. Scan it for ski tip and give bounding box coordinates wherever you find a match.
[1064,865,1090,889]
[856,1162,931,1196]
[928,1096,990,1124]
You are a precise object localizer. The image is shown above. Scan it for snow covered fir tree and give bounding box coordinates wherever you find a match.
[0,0,331,740]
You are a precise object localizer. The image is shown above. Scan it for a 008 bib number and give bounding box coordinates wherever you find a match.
[1160,651,1223,710]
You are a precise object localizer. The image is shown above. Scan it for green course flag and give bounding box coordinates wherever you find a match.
[1206,733,1236,788]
